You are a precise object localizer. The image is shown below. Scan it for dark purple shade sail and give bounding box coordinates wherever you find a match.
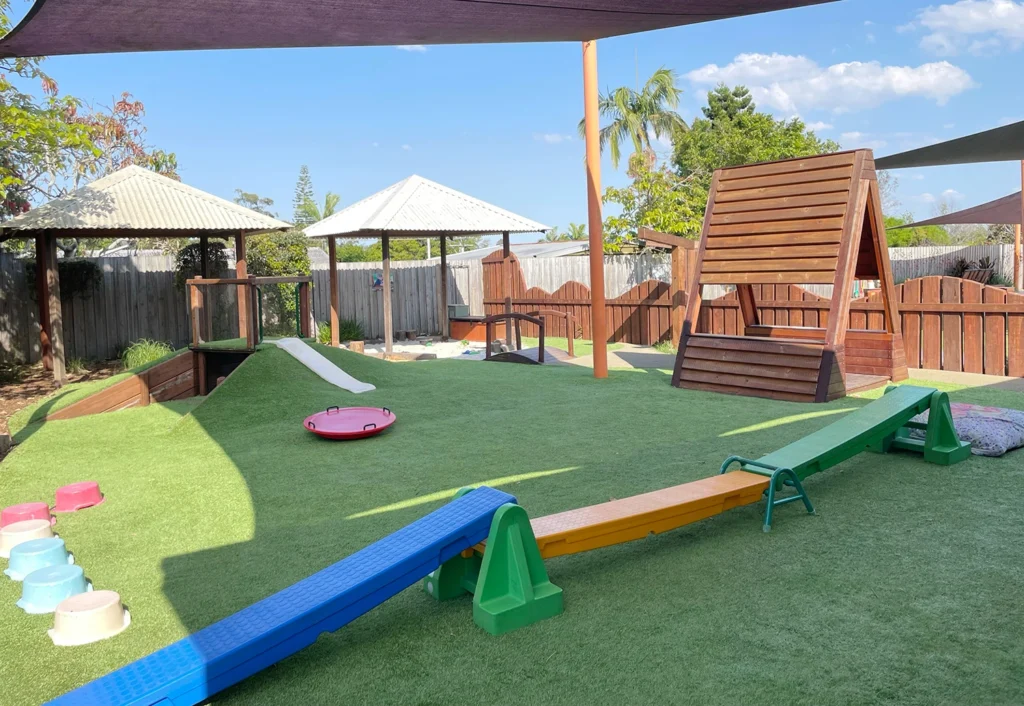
[895,191,1022,229]
[0,0,832,58]
[877,121,1024,170]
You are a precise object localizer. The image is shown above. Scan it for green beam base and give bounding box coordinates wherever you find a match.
[473,503,563,635]
[424,492,562,635]
[884,390,971,465]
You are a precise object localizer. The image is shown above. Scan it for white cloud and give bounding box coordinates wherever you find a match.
[806,120,833,131]
[920,192,937,203]
[840,131,887,150]
[864,20,874,25]
[686,53,974,114]
[396,45,427,52]
[401,144,413,151]
[943,122,955,128]
[909,173,926,180]
[942,188,963,199]
[866,32,877,43]
[371,141,380,148]
[915,0,1024,55]
[533,133,573,145]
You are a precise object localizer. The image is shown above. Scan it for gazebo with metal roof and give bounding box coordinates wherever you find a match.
[0,0,833,380]
[304,174,548,354]
[0,165,291,383]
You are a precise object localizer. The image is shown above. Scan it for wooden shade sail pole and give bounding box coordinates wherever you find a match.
[1017,160,1023,291]
[583,39,608,378]
[327,236,340,346]
[382,232,394,355]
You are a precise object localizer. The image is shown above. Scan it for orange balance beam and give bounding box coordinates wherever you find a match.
[471,471,770,560]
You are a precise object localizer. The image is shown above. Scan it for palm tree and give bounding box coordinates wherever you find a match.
[298,192,340,223]
[578,67,688,170]
[566,222,587,241]
[541,226,563,242]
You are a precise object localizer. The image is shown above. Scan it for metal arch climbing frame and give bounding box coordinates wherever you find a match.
[719,456,815,532]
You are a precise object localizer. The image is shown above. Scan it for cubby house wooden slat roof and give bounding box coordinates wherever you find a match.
[672,149,909,403]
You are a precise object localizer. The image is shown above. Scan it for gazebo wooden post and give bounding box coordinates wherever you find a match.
[235,232,248,338]
[34,234,53,372]
[382,232,394,355]
[583,39,608,378]
[502,231,512,347]
[327,236,340,346]
[439,235,449,339]
[199,234,211,341]
[42,232,66,385]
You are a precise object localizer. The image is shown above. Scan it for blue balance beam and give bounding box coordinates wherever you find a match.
[49,486,516,706]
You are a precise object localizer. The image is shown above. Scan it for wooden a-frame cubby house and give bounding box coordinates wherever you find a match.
[671,149,909,403]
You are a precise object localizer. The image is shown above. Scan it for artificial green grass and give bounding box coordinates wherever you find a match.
[2,349,1024,705]
[520,336,625,358]
[8,348,186,438]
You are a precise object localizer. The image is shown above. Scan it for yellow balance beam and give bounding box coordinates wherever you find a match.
[469,471,770,560]
[528,471,769,559]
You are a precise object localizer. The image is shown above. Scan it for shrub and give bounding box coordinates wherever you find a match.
[121,339,173,370]
[977,256,996,270]
[948,257,976,278]
[315,320,364,344]
[66,358,89,375]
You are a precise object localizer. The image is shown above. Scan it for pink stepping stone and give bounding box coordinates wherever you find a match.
[54,482,105,513]
[1,502,54,528]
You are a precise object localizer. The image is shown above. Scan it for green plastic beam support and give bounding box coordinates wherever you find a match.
[423,487,481,601]
[890,390,971,465]
[472,503,563,635]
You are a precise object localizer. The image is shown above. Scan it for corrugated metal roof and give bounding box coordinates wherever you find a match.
[446,241,587,261]
[304,175,548,238]
[0,166,292,235]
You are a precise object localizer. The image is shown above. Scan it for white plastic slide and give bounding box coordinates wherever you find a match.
[271,338,376,394]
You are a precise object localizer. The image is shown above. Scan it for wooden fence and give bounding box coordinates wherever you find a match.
[0,253,481,363]
[698,277,1024,377]
[482,251,682,344]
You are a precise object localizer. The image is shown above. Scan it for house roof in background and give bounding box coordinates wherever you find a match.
[445,241,588,261]
[304,175,548,239]
[0,166,292,237]
[876,121,1024,169]
[0,0,833,58]
[896,191,1022,228]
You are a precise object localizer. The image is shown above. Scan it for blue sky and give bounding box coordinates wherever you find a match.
[10,0,1024,245]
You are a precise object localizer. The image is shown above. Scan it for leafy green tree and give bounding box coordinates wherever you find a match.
[366,239,427,261]
[293,166,315,225]
[701,84,754,123]
[673,87,840,192]
[234,190,277,217]
[578,67,688,170]
[541,226,563,242]
[602,157,705,250]
[884,214,950,247]
[337,241,371,262]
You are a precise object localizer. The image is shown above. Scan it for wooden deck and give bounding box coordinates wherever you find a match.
[487,346,572,366]
[845,373,889,394]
